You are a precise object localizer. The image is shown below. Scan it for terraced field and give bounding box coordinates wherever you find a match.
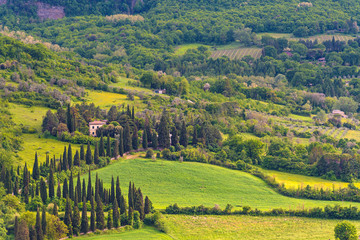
[211,47,263,60]
[257,33,355,43]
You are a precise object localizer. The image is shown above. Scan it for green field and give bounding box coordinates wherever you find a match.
[74,226,171,240]
[174,44,210,55]
[263,169,360,190]
[82,158,360,210]
[110,77,154,94]
[8,103,50,131]
[164,215,360,240]
[211,47,263,60]
[257,33,355,43]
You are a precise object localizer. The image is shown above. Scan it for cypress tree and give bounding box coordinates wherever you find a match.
[35,208,43,240]
[17,219,30,240]
[82,179,86,201]
[113,139,119,159]
[158,110,170,148]
[69,172,74,200]
[72,198,80,236]
[40,178,47,203]
[53,202,58,216]
[106,134,111,157]
[86,142,92,165]
[57,183,61,199]
[144,196,152,214]
[22,163,29,204]
[14,216,19,239]
[68,144,73,169]
[124,122,132,153]
[87,170,92,201]
[128,181,133,209]
[107,209,113,230]
[126,105,131,117]
[132,106,135,120]
[81,197,88,234]
[116,177,121,208]
[90,197,96,232]
[119,129,124,157]
[120,195,126,215]
[29,226,37,240]
[64,197,73,237]
[171,126,179,146]
[80,144,85,161]
[48,169,55,199]
[111,176,115,204]
[99,135,105,157]
[142,129,148,149]
[96,197,105,230]
[145,117,152,143]
[32,152,40,180]
[63,146,68,171]
[67,104,73,133]
[77,172,81,200]
[180,120,188,147]
[134,188,145,220]
[41,207,46,235]
[94,142,99,165]
[152,131,158,149]
[95,174,99,202]
[192,126,198,145]
[13,177,19,196]
[74,150,80,167]
[128,207,134,226]
[113,196,120,228]
[63,178,68,199]
[132,125,138,150]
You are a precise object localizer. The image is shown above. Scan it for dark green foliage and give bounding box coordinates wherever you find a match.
[99,135,105,157]
[134,188,145,220]
[107,210,113,230]
[96,197,105,230]
[81,197,88,234]
[14,216,18,239]
[158,110,170,148]
[132,125,139,150]
[18,219,30,240]
[90,197,96,232]
[180,121,188,147]
[111,176,115,204]
[56,183,61,199]
[62,147,68,171]
[144,196,152,214]
[82,179,86,201]
[67,104,74,133]
[87,170,92,201]
[63,178,68,199]
[42,110,59,135]
[72,200,80,236]
[69,172,74,201]
[94,142,99,165]
[116,177,122,211]
[334,221,357,240]
[53,202,58,216]
[113,139,119,159]
[73,150,80,166]
[41,207,46,235]
[128,181,134,209]
[124,122,132,153]
[86,142,92,165]
[77,172,81,202]
[112,196,120,228]
[48,169,55,199]
[152,131,158,149]
[35,208,43,240]
[68,144,73,169]
[40,178,47,203]
[171,127,178,147]
[119,129,124,157]
[142,129,148,149]
[32,152,40,180]
[192,126,198,145]
[128,207,134,226]
[120,195,126,215]
[106,134,111,157]
[80,144,85,161]
[64,197,73,237]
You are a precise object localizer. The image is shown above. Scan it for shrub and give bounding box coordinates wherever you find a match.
[145,149,154,158]
[334,221,357,240]
[161,149,171,159]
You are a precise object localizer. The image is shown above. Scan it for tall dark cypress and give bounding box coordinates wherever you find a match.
[13,177,19,196]
[81,197,89,234]
[112,196,120,228]
[113,139,119,159]
[131,106,135,120]
[145,117,152,143]
[57,183,61,199]
[48,169,55,199]
[74,150,80,167]
[69,172,74,201]
[192,126,198,145]
[14,216,19,239]
[22,163,29,204]
[41,207,46,235]
[18,219,30,240]
[68,144,73,169]
[80,144,85,161]
[158,110,170,148]
[67,104,73,133]
[142,129,148,149]
[107,210,113,230]
[128,207,134,226]
[99,135,105,157]
[95,174,99,202]
[106,134,111,157]
[32,152,40,180]
[180,120,188,147]
[96,197,105,230]
[120,195,126,215]
[116,177,122,210]
[152,131,158,149]
[119,129,124,157]
[72,197,80,236]
[63,178,68,199]
[144,196,152,214]
[53,202,58,216]
[77,172,81,201]
[128,181,133,209]
[64,197,73,237]
[62,146,68,171]
[35,208,43,240]
[90,197,96,232]
[82,179,86,201]
[124,121,132,153]
[171,126,179,146]
[86,142,92,165]
[87,170,92,201]
[94,142,99,165]
[134,188,145,220]
[40,178,47,203]
[132,125,138,150]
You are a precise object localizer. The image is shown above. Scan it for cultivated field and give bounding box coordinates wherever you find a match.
[257,33,355,43]
[263,169,360,190]
[81,158,360,210]
[164,215,360,240]
[210,47,263,60]
[175,43,210,55]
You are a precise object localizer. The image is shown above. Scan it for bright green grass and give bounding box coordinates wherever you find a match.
[212,42,243,50]
[288,114,313,122]
[16,134,85,167]
[174,44,210,55]
[110,77,154,94]
[74,226,171,240]
[257,33,293,39]
[8,103,50,131]
[263,169,360,190]
[240,133,260,140]
[83,158,360,210]
[164,214,360,240]
[344,130,360,141]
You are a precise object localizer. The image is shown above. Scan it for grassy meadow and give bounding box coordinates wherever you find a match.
[81,158,360,210]
[8,103,50,131]
[164,215,360,240]
[74,226,171,240]
[174,43,210,55]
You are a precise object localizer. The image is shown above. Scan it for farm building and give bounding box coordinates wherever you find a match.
[154,89,166,94]
[89,120,107,136]
[331,110,348,118]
